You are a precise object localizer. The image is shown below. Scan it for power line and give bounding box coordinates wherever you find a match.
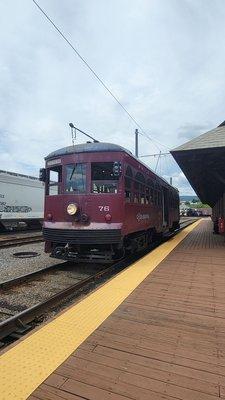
[140,132,170,151]
[32,0,168,152]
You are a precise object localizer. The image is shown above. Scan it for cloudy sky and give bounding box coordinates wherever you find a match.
[1,0,225,195]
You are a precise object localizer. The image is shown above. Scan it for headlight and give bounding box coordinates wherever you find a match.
[67,203,78,215]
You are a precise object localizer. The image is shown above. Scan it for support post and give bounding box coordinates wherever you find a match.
[155,151,161,172]
[135,129,139,158]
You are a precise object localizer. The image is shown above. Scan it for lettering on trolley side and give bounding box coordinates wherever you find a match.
[136,213,150,222]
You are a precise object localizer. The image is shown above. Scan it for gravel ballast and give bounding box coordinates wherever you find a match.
[0,242,64,282]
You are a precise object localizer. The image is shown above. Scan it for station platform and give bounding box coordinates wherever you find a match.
[1,218,225,399]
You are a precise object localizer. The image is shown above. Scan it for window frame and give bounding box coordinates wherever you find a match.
[46,165,62,196]
[133,172,146,204]
[124,165,133,203]
[91,162,120,194]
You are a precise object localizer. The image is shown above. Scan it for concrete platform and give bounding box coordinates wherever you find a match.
[1,219,225,399]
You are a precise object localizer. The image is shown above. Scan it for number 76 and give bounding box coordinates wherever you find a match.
[98,205,110,212]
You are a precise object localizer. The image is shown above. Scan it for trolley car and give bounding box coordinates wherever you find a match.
[40,142,179,262]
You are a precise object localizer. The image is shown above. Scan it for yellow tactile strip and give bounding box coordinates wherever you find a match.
[0,220,201,400]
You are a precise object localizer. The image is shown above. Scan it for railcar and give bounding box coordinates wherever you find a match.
[40,142,179,262]
[0,170,44,231]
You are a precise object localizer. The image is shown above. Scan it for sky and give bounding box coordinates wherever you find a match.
[1,0,225,195]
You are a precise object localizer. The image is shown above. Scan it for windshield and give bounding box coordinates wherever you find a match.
[65,163,86,193]
[91,162,120,194]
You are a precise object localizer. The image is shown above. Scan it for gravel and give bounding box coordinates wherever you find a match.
[0,242,64,282]
[0,242,106,322]
[0,266,92,321]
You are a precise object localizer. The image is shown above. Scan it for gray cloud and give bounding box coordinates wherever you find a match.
[1,0,225,195]
[178,122,212,141]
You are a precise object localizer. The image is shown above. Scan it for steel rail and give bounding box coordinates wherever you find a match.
[0,219,198,343]
[0,235,43,249]
[0,260,128,341]
[0,262,68,289]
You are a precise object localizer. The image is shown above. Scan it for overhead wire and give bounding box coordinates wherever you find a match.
[141,132,170,151]
[32,0,169,152]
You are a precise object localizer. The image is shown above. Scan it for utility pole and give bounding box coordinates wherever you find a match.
[135,129,139,158]
[170,177,173,186]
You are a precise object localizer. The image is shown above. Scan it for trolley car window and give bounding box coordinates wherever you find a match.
[134,172,145,204]
[146,187,150,204]
[91,162,119,193]
[125,166,133,177]
[135,172,145,183]
[125,177,132,202]
[65,164,86,193]
[125,166,133,203]
[141,192,145,204]
[47,166,62,195]
[147,179,154,203]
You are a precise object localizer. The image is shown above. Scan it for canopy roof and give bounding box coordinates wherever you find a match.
[171,123,225,206]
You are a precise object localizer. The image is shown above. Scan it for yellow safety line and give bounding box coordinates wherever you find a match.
[0,220,201,400]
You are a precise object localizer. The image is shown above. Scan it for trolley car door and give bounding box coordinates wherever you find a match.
[162,187,169,227]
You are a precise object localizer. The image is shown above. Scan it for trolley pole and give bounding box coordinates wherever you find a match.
[135,129,139,158]
[69,123,99,143]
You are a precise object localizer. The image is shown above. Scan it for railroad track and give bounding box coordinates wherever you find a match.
[0,231,43,249]
[0,261,125,346]
[0,218,198,347]
[0,262,68,290]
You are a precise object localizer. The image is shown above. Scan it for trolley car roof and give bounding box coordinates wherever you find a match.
[171,122,225,207]
[45,142,132,160]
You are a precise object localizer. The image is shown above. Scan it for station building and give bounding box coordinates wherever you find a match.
[171,121,225,232]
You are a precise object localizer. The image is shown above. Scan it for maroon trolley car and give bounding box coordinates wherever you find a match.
[40,142,179,262]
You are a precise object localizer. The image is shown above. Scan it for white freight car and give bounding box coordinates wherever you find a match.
[0,170,44,229]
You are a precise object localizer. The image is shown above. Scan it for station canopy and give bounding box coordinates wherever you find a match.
[171,122,225,207]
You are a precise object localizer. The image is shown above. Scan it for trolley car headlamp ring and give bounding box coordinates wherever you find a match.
[67,203,78,215]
